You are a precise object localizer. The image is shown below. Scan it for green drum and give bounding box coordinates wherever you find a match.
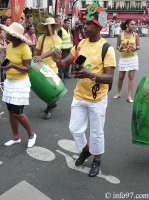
[29,59,67,105]
[132,76,149,146]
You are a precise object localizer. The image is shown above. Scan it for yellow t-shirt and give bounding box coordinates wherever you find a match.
[36,34,62,73]
[120,32,137,58]
[71,38,116,102]
[6,42,32,80]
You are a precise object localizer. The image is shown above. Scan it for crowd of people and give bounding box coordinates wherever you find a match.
[0,4,142,177]
[101,20,149,38]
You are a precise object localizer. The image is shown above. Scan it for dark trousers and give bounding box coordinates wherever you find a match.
[61,48,71,78]
[0,68,6,82]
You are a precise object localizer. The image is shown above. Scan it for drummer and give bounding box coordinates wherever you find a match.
[34,17,62,119]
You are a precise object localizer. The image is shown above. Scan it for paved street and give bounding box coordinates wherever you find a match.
[0,37,149,200]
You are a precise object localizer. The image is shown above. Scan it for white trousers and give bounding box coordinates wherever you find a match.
[69,96,108,155]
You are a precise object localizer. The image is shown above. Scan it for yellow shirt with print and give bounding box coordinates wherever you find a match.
[36,34,62,73]
[71,38,116,102]
[6,42,32,80]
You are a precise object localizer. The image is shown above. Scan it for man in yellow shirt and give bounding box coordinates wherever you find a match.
[52,4,116,177]
[34,17,62,119]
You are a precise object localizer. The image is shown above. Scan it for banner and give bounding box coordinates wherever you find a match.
[64,0,70,15]
[55,0,59,15]
[72,0,81,18]
[11,0,26,22]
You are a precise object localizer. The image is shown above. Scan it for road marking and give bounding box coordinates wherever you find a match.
[0,181,52,200]
[27,146,55,161]
[0,161,2,165]
[56,150,120,184]
[0,112,4,118]
[58,139,78,153]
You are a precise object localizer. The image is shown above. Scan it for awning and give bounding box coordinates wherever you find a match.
[108,13,149,22]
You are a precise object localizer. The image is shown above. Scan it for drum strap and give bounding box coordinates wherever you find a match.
[40,34,46,55]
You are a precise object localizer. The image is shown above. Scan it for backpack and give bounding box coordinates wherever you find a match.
[75,41,112,99]
[101,42,112,92]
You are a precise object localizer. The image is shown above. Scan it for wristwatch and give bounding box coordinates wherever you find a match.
[91,74,96,81]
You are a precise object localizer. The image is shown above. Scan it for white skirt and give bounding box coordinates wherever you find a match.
[2,78,31,105]
[118,55,139,71]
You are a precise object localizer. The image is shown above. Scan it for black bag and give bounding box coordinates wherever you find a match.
[101,42,112,92]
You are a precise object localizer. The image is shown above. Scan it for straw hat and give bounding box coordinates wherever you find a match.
[37,17,61,33]
[0,22,28,42]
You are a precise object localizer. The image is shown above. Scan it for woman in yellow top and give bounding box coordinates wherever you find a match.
[113,19,140,102]
[0,22,36,148]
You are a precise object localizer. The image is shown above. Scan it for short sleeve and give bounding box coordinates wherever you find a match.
[22,44,32,60]
[36,36,42,51]
[70,45,76,57]
[104,46,116,68]
[54,37,62,50]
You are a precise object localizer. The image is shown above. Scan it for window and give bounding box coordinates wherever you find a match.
[103,1,108,8]
[112,2,116,9]
[116,1,120,9]
[125,1,130,9]
[40,0,43,7]
[135,1,141,7]
[146,1,149,7]
[82,1,86,8]
[1,0,9,8]
[33,0,37,8]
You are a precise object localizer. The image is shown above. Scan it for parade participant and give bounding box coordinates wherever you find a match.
[57,19,72,78]
[23,14,33,32]
[52,3,116,177]
[4,16,11,27]
[0,29,7,82]
[34,17,62,119]
[24,24,37,56]
[72,20,85,45]
[0,22,36,148]
[113,19,140,102]
[54,15,62,25]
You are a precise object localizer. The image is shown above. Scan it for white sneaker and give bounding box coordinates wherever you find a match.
[27,133,37,148]
[4,139,21,146]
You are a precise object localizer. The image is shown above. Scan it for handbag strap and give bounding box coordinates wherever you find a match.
[40,34,46,55]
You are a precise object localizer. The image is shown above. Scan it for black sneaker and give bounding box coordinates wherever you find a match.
[75,150,91,166]
[43,112,51,119]
[43,109,52,119]
[88,159,101,177]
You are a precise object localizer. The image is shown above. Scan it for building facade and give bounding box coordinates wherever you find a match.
[24,0,149,10]
[0,0,149,10]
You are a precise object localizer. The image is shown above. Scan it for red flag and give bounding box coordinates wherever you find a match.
[11,0,25,22]
[55,0,59,15]
[72,1,80,18]
[64,0,70,15]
